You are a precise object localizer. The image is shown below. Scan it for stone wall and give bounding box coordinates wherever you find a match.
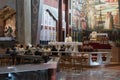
[0,0,16,10]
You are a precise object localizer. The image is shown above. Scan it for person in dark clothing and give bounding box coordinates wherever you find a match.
[51,46,58,56]
[34,50,42,56]
[59,45,66,56]
[5,48,11,54]
[24,50,32,55]
[33,50,43,64]
[10,48,17,65]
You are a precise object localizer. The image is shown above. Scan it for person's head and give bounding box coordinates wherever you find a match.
[36,44,40,47]
[20,44,24,48]
[52,46,56,49]
[6,48,10,51]
[26,45,29,50]
[67,34,69,37]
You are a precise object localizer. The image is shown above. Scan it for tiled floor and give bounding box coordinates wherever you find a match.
[57,65,120,80]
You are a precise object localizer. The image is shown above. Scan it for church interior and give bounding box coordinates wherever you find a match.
[0,0,120,80]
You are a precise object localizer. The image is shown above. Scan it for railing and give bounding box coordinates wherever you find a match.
[0,51,111,66]
[0,56,59,80]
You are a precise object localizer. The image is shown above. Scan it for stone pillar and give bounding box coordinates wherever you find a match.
[31,0,40,45]
[24,0,31,45]
[16,0,31,45]
[58,0,63,41]
[16,0,25,44]
[65,0,69,35]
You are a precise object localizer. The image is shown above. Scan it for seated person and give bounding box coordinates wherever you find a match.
[5,48,11,54]
[65,45,72,56]
[24,50,33,55]
[34,50,42,56]
[65,34,72,42]
[59,45,66,56]
[51,46,58,56]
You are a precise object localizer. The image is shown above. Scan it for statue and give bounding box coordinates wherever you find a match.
[4,26,13,37]
[104,12,114,29]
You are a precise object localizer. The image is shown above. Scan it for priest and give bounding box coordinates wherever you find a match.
[65,34,72,42]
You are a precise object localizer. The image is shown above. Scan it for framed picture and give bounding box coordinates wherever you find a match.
[0,0,16,41]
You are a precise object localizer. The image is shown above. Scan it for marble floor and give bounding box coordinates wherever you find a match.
[56,65,120,80]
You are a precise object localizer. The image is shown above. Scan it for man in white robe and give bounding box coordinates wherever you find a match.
[65,34,72,42]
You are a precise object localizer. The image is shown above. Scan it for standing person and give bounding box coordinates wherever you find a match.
[104,12,110,29]
[65,34,72,42]
[80,12,87,30]
[104,12,114,29]
[81,18,87,30]
[10,47,17,65]
[109,12,114,29]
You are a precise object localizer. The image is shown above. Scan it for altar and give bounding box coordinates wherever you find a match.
[49,41,112,66]
[90,32,108,42]
[81,52,111,66]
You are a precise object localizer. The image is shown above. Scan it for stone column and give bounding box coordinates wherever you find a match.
[31,0,40,45]
[58,0,63,41]
[65,0,69,35]
[16,0,31,45]
[24,0,31,45]
[16,0,25,44]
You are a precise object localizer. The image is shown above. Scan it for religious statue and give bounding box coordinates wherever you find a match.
[4,26,13,37]
[80,12,87,30]
[104,12,114,29]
